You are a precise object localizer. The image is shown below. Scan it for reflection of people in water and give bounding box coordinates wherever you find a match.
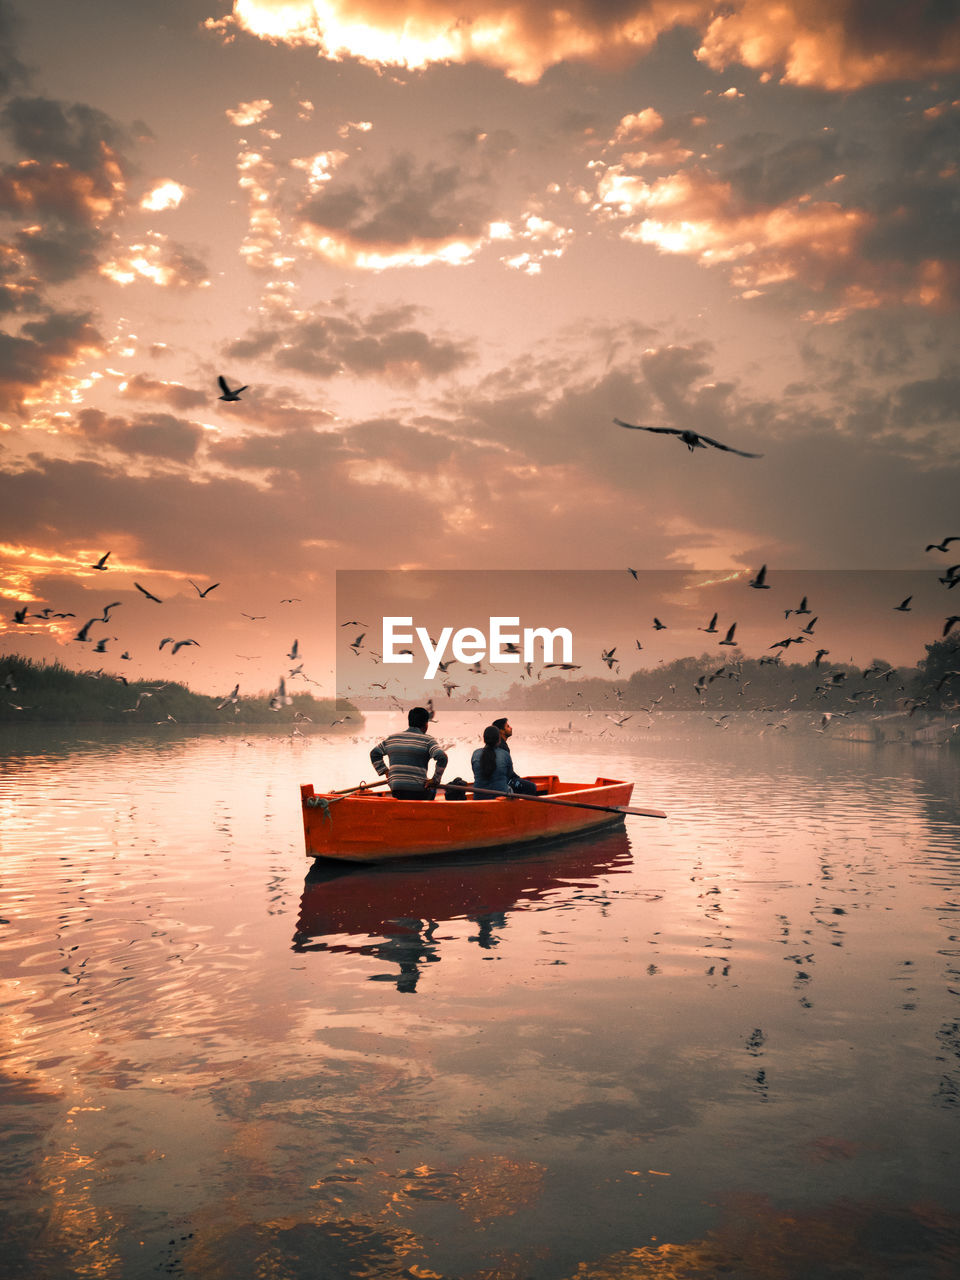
[295,827,634,988]
[370,913,505,988]
[468,911,507,949]
[369,918,440,993]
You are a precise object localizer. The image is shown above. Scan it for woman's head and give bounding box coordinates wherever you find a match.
[478,725,501,779]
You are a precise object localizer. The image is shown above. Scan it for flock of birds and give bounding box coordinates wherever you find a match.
[335,543,960,743]
[2,377,958,735]
[7,537,959,735]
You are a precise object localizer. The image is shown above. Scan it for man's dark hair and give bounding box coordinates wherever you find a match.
[408,706,430,731]
[492,717,508,731]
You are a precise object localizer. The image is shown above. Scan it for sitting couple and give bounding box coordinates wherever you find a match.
[470,718,538,796]
[370,709,536,800]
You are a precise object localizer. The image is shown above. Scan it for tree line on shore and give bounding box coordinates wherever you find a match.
[495,634,960,720]
[0,656,359,727]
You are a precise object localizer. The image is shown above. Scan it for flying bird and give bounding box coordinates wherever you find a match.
[217,683,241,710]
[613,418,763,457]
[785,596,810,618]
[269,676,292,711]
[698,612,719,633]
[926,536,960,552]
[189,580,220,597]
[718,623,738,646]
[135,582,162,603]
[159,637,200,653]
[894,597,912,612]
[601,647,618,669]
[652,617,667,630]
[218,375,248,401]
[13,606,28,623]
[944,617,960,637]
[288,639,300,660]
[749,564,770,589]
[89,551,111,570]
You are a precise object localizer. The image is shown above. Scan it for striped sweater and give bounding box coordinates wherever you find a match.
[370,729,448,791]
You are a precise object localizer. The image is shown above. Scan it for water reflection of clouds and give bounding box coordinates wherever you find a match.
[294,829,635,992]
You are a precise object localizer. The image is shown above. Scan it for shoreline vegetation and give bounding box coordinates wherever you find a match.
[0,655,360,728]
[354,635,960,744]
[1,633,957,744]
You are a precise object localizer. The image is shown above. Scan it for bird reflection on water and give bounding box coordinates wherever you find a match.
[293,829,634,992]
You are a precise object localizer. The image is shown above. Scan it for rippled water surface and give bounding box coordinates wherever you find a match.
[2,713,960,1278]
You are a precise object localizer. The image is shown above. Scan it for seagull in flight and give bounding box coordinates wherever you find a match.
[894,596,912,612]
[698,612,719,633]
[718,622,738,646]
[189,580,219,597]
[926,536,960,552]
[135,582,162,603]
[89,551,111,570]
[218,375,248,401]
[159,637,200,654]
[749,564,770,589]
[613,418,763,457]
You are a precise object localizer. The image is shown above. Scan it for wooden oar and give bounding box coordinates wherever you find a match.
[327,778,393,796]
[436,782,666,820]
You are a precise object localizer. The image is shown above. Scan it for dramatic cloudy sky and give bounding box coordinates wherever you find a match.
[1,0,958,694]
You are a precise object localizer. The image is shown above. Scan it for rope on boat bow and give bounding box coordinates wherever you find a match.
[304,795,336,822]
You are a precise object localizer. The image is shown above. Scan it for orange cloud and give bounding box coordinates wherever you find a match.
[697,0,960,90]
[0,310,104,416]
[0,154,125,226]
[210,0,709,83]
[99,233,210,289]
[210,0,960,87]
[595,164,960,316]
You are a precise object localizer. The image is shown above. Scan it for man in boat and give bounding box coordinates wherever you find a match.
[370,706,448,800]
[491,717,538,795]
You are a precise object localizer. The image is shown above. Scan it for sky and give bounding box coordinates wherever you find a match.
[0,0,958,697]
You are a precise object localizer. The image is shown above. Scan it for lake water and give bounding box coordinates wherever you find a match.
[2,711,960,1279]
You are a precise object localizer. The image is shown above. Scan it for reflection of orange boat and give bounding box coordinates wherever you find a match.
[300,775,635,862]
[295,827,634,944]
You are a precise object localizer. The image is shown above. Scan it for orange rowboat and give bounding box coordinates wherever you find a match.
[300,775,640,862]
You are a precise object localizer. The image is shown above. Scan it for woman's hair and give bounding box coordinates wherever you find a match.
[478,724,501,780]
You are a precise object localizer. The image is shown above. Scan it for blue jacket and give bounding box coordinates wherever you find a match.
[470,745,517,794]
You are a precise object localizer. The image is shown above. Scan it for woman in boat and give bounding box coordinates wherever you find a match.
[471,725,519,796]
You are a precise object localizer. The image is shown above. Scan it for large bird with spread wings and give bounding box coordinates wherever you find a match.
[614,418,763,457]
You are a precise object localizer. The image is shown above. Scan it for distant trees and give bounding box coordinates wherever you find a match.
[910,635,960,714]
[505,651,911,717]
[0,656,359,727]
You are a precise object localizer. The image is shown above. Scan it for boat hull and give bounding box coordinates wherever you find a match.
[300,775,635,862]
